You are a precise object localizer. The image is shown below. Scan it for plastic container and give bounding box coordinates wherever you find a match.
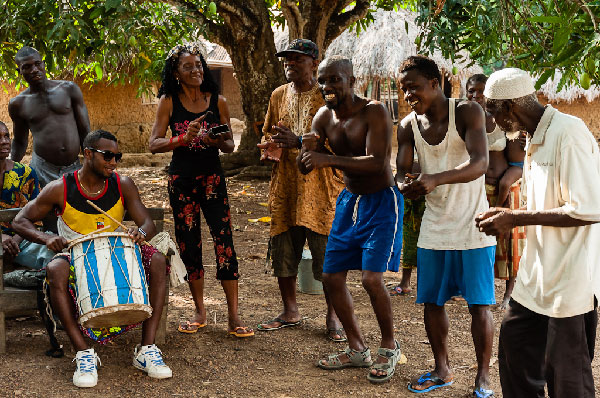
[297,248,324,295]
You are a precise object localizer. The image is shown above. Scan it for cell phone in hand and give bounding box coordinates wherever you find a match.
[208,124,230,139]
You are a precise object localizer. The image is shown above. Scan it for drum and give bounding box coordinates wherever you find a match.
[68,232,152,328]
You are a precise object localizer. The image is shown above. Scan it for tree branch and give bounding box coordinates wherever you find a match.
[565,0,598,31]
[217,0,257,29]
[324,0,370,46]
[281,0,305,39]
[165,0,230,44]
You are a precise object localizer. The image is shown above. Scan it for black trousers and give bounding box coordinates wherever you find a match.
[499,298,597,398]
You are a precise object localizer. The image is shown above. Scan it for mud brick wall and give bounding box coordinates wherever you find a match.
[0,67,244,153]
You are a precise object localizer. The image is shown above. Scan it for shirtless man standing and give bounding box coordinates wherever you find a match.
[8,46,90,188]
[300,56,404,384]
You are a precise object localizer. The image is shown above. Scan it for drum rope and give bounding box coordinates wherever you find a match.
[42,280,57,334]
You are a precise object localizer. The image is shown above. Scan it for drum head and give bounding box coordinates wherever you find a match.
[80,304,152,328]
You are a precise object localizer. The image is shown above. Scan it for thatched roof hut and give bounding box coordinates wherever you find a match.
[539,71,600,103]
[276,9,482,121]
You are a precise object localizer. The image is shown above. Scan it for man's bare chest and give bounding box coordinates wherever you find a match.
[327,119,368,156]
[21,91,72,123]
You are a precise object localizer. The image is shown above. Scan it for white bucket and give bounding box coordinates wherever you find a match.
[297,249,324,295]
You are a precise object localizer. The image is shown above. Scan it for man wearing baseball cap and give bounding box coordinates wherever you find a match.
[477,68,600,397]
[257,39,345,342]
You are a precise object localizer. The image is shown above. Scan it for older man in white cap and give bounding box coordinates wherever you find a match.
[477,68,600,398]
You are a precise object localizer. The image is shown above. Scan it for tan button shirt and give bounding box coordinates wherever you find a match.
[262,83,344,237]
[512,106,600,318]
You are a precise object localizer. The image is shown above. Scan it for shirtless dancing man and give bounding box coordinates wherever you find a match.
[300,56,404,384]
[8,46,90,188]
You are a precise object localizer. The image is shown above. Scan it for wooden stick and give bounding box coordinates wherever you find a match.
[86,199,150,246]
[66,225,111,244]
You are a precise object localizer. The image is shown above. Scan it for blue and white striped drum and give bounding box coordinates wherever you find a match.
[68,232,152,328]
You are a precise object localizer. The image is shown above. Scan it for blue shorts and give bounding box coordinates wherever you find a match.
[416,246,496,306]
[323,186,403,274]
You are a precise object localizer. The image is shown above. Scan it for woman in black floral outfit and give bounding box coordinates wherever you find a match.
[149,44,253,337]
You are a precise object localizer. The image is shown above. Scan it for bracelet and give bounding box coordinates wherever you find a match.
[178,134,185,146]
[169,136,176,145]
[137,227,147,238]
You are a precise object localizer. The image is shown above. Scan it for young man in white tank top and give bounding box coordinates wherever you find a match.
[396,56,496,397]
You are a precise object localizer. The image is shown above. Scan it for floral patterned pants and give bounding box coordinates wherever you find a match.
[168,173,239,281]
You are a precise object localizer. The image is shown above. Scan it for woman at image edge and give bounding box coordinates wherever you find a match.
[149,44,253,338]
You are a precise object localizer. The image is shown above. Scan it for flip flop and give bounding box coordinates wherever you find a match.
[407,372,454,393]
[178,321,206,334]
[473,387,494,398]
[228,326,255,338]
[256,317,301,331]
[389,286,412,296]
[327,328,347,342]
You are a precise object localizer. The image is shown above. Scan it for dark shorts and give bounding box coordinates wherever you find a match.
[323,186,403,274]
[270,226,327,280]
[416,247,496,306]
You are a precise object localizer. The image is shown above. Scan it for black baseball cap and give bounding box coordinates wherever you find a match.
[275,39,318,59]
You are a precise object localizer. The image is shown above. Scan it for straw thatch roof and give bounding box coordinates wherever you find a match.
[275,9,482,87]
[538,70,600,103]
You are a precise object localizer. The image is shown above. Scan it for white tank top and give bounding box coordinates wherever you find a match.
[487,124,507,152]
[411,99,496,250]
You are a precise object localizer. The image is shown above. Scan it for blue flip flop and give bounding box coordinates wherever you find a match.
[407,372,454,393]
[474,387,494,398]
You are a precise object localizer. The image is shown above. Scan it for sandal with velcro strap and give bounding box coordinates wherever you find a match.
[367,340,405,384]
[316,346,373,370]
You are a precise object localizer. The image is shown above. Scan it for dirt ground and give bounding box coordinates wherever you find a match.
[1,166,599,398]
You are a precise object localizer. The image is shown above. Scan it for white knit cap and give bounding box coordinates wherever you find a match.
[484,68,536,100]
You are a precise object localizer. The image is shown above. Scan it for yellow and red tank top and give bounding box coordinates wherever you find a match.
[57,171,125,241]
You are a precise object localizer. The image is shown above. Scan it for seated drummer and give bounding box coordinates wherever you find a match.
[12,129,172,388]
[0,121,54,271]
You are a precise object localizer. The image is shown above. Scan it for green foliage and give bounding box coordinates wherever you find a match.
[415,0,600,89]
[0,0,199,93]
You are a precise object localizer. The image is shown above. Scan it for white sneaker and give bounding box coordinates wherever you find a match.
[72,348,101,388]
[133,344,173,379]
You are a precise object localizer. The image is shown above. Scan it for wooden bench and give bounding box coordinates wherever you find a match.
[0,207,169,354]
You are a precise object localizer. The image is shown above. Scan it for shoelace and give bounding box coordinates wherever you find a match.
[144,347,166,366]
[73,352,101,373]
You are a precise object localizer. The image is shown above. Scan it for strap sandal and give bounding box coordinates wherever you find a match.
[367,340,404,384]
[316,346,373,370]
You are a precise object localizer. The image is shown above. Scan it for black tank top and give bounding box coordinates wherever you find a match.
[168,92,222,176]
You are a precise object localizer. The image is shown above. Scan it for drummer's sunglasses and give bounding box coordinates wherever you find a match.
[86,147,123,162]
